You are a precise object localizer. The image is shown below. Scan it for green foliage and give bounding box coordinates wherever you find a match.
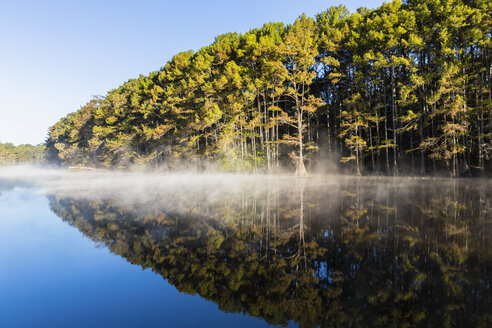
[0,142,45,165]
[46,0,492,176]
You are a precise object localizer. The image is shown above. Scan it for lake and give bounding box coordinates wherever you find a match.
[1,168,491,327]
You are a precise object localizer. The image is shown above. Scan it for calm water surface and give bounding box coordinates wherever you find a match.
[0,172,491,327]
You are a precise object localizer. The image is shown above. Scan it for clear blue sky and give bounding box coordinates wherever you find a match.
[0,0,383,145]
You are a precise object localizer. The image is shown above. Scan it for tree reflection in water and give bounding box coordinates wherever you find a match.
[48,178,492,327]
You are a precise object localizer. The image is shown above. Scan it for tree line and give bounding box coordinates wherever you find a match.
[46,0,492,176]
[0,142,45,166]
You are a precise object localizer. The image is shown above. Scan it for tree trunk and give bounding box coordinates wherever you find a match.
[296,106,307,177]
[384,84,390,174]
[391,65,399,175]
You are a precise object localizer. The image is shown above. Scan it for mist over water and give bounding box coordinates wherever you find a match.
[2,165,483,206]
[1,165,492,327]
[0,165,353,210]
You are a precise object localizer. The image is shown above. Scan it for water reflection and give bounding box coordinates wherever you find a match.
[48,178,492,327]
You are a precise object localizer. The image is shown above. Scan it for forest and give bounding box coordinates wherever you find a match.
[0,142,45,166]
[46,0,491,176]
